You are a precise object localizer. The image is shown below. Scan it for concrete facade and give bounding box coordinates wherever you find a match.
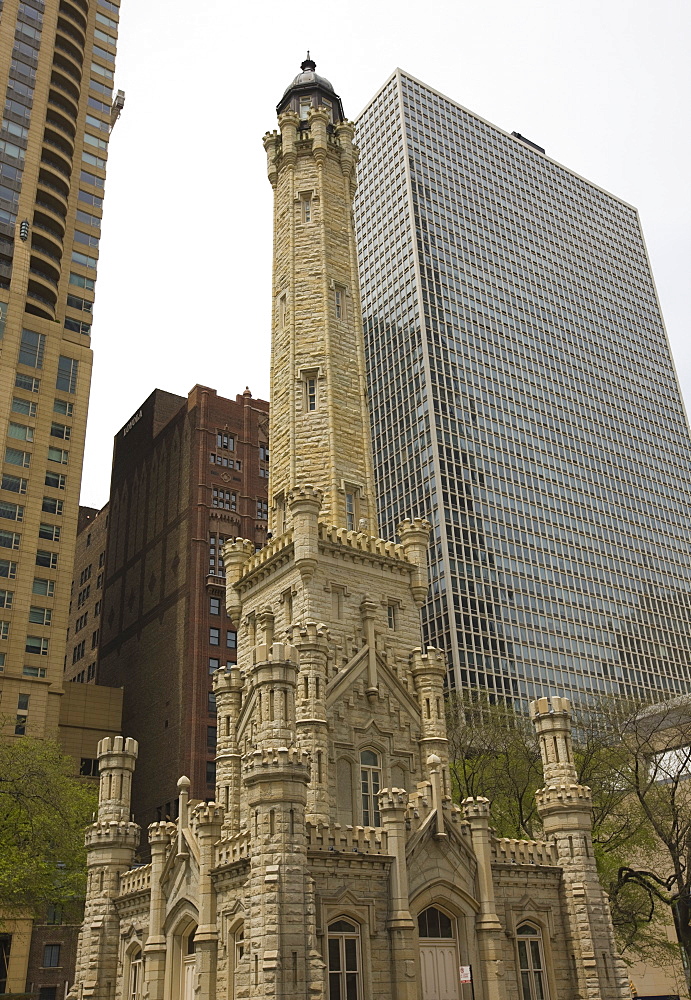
[68,60,629,1000]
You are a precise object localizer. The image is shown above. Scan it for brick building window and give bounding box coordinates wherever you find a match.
[209,628,220,646]
[212,488,236,510]
[216,432,234,451]
[42,943,60,968]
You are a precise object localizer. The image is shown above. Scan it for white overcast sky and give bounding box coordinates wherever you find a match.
[80,0,691,508]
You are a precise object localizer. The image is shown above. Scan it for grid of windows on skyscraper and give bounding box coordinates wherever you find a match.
[354,71,691,709]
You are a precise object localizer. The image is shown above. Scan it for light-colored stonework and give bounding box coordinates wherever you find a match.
[69,60,629,1000]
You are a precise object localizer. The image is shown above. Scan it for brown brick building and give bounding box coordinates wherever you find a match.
[64,503,107,688]
[96,384,269,830]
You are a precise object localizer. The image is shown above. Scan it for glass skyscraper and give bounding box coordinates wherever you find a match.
[354,70,691,708]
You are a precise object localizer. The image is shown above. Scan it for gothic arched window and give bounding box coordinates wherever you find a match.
[516,922,548,1000]
[128,948,142,1000]
[327,919,361,1000]
[359,750,381,826]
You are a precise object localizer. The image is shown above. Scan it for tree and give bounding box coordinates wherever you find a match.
[446,692,691,975]
[0,736,97,915]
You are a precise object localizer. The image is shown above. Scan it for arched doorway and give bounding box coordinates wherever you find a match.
[417,905,460,1000]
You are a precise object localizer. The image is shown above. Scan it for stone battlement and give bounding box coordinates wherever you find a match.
[306,821,389,855]
[491,837,558,867]
[85,820,139,847]
[216,830,252,866]
[97,735,138,759]
[536,782,593,807]
[242,746,311,774]
[118,864,151,896]
[319,523,406,560]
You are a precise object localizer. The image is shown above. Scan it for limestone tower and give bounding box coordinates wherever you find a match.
[263,55,377,533]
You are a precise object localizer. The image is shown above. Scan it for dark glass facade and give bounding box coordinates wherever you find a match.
[354,70,691,708]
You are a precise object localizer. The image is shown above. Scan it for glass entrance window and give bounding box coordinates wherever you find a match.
[360,750,381,825]
[516,922,548,1000]
[328,920,360,1000]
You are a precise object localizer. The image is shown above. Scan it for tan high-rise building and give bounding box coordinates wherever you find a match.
[0,0,122,741]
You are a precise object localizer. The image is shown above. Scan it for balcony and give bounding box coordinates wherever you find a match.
[54,37,84,71]
[50,69,80,105]
[35,195,67,226]
[33,212,64,245]
[48,91,78,125]
[37,170,69,206]
[56,18,85,52]
[26,283,56,321]
[41,149,71,180]
[43,128,74,162]
[45,111,76,146]
[53,52,82,85]
[29,254,60,290]
[30,244,62,282]
[58,0,87,33]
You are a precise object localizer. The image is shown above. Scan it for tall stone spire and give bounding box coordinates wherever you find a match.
[263,58,377,534]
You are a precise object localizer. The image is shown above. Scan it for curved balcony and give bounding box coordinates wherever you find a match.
[30,241,62,278]
[28,255,60,289]
[45,111,75,145]
[33,211,64,245]
[29,265,58,289]
[59,0,87,33]
[37,170,69,207]
[54,36,84,70]
[50,69,80,105]
[48,92,77,126]
[26,281,57,320]
[35,196,67,227]
[43,127,73,161]
[41,150,71,180]
[57,18,85,52]
[53,52,82,85]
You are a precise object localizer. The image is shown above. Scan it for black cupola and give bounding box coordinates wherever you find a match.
[277,54,345,124]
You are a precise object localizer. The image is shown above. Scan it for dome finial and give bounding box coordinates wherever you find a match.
[301,51,316,72]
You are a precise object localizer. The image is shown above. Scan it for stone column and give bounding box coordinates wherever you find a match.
[144,821,176,1000]
[380,788,418,1000]
[531,697,629,1000]
[288,486,322,583]
[411,647,450,791]
[293,621,331,825]
[190,801,224,1000]
[213,665,244,834]
[463,797,506,1000]
[398,518,432,607]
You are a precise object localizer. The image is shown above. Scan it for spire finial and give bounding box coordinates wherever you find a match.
[301,51,316,72]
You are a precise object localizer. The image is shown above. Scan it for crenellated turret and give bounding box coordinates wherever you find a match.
[70,738,140,1000]
[213,664,244,833]
[531,696,629,1000]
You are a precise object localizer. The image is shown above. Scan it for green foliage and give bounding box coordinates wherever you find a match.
[446,692,690,970]
[446,693,542,839]
[0,736,96,914]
